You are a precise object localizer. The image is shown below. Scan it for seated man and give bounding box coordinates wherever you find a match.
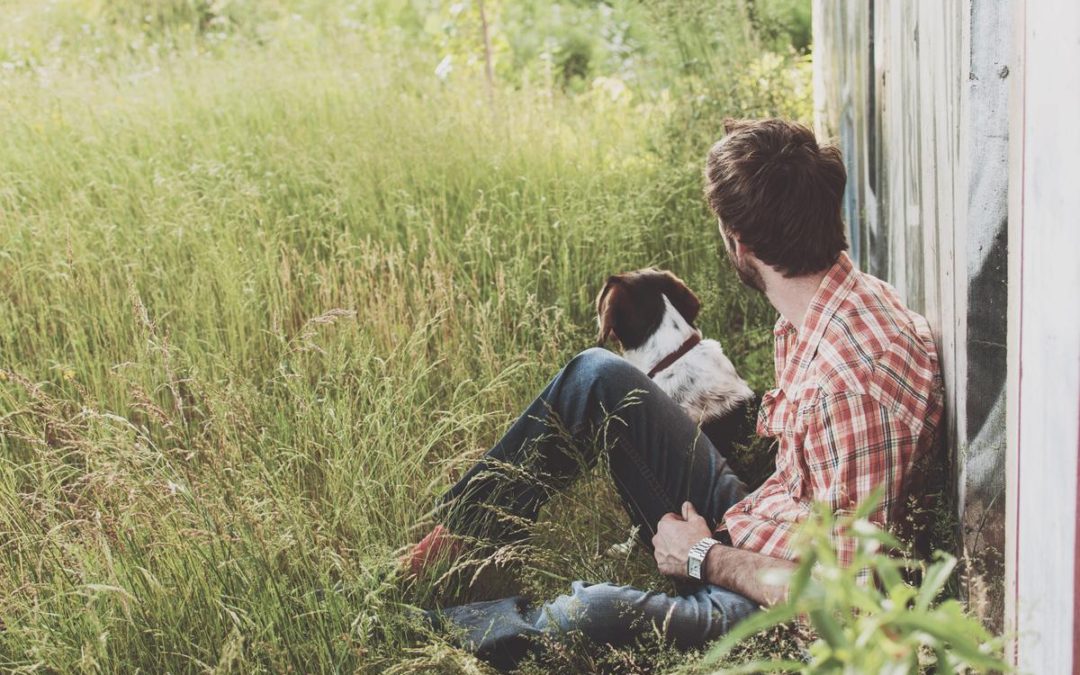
[405,118,943,668]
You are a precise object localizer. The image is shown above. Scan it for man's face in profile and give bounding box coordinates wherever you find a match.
[719,220,766,293]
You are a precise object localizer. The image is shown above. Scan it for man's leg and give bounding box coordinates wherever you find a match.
[437,347,749,547]
[431,580,758,669]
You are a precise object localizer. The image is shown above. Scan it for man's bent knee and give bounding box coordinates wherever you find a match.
[566,347,625,374]
[564,348,649,401]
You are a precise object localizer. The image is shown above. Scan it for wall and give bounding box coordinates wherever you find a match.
[1005,0,1080,669]
[812,0,1010,628]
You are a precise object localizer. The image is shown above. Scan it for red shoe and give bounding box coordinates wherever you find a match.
[403,525,464,578]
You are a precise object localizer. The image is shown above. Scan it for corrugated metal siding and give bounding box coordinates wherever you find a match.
[812,0,1010,629]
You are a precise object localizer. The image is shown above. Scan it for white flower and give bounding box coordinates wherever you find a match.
[592,76,630,102]
[435,55,453,82]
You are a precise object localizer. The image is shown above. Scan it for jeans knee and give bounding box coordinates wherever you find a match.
[564,348,646,402]
[567,347,622,373]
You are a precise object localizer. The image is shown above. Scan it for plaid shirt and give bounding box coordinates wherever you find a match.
[722,252,943,567]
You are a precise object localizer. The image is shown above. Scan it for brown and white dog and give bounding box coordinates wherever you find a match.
[595,268,755,449]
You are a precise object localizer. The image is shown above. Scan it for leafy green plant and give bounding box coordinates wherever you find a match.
[747,0,813,53]
[696,489,1009,674]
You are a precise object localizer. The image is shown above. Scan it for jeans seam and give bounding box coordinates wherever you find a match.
[609,433,680,534]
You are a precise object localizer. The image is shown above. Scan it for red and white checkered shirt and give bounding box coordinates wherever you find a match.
[722,252,943,567]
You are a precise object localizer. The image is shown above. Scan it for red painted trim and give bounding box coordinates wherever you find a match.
[1074,374,1080,675]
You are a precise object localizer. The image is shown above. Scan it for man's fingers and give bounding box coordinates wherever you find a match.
[682,501,704,522]
[659,512,683,524]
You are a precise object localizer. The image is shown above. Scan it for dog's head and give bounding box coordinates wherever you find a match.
[595,268,701,349]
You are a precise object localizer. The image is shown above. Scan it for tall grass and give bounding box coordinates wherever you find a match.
[0,1,810,671]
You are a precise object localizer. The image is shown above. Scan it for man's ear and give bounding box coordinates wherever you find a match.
[659,272,701,325]
[723,229,753,266]
[595,277,623,345]
[731,235,749,261]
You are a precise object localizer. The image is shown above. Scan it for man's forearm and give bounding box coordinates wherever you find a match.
[703,544,796,607]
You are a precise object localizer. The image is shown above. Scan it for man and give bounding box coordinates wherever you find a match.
[405,118,943,667]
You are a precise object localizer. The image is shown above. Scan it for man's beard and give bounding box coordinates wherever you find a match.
[727,249,766,293]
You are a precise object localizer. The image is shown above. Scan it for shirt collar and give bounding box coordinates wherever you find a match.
[773,315,795,337]
[778,252,858,382]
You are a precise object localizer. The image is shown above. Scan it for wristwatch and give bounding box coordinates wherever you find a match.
[687,537,720,580]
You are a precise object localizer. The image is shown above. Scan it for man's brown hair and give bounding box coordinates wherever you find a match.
[704,118,848,277]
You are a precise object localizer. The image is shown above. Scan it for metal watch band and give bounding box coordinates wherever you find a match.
[687,536,720,580]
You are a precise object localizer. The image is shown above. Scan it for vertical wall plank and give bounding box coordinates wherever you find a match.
[1007,0,1080,670]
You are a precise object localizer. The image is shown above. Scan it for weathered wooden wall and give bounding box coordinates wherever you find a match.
[1005,0,1080,670]
[812,0,1010,628]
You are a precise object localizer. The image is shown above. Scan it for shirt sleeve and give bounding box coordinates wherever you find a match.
[801,391,923,567]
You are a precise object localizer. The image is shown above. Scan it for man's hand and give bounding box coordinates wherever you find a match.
[652,501,713,579]
[652,501,797,607]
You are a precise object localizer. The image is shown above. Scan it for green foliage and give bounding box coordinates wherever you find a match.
[695,490,1010,674]
[748,0,814,53]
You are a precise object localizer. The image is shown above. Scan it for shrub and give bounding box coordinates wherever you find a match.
[693,489,1010,674]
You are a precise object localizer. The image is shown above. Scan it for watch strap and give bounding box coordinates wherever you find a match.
[687,537,720,580]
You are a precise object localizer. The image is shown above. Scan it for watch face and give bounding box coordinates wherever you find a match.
[688,558,702,579]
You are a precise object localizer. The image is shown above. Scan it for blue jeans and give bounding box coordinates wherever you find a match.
[433,348,758,667]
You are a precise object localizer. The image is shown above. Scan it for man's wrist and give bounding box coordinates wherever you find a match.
[702,542,726,582]
[701,544,744,590]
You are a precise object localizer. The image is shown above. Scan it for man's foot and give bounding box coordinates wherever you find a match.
[403,524,464,578]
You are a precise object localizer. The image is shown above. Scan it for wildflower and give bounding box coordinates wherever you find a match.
[0,370,7,382]
[435,55,452,82]
[592,76,631,103]
[63,369,75,381]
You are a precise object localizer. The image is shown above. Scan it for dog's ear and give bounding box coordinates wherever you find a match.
[658,271,701,324]
[595,276,623,345]
[597,272,668,349]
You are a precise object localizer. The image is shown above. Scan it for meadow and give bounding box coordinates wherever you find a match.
[0,1,819,671]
